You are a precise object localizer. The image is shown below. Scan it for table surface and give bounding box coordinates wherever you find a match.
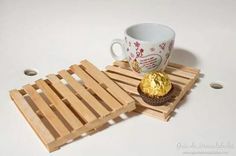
[1,0,236,155]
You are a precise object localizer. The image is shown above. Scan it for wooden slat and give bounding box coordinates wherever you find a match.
[23,85,70,137]
[135,106,165,120]
[35,79,83,130]
[9,90,55,145]
[168,62,200,74]
[167,74,190,85]
[104,71,140,86]
[116,82,138,95]
[47,74,97,123]
[135,106,170,121]
[165,66,195,79]
[80,60,135,106]
[132,95,171,113]
[106,65,143,79]
[70,65,122,110]
[58,70,110,117]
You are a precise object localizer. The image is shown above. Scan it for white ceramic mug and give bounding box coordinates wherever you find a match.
[110,23,175,74]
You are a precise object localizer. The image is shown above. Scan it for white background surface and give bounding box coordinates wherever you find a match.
[1,0,236,155]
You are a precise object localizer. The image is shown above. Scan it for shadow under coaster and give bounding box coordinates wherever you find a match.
[9,60,136,152]
[104,61,200,121]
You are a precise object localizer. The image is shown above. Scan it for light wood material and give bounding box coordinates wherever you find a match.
[80,60,135,106]
[23,84,70,137]
[106,60,200,121]
[106,64,190,85]
[35,79,83,130]
[47,74,97,123]
[168,62,200,74]
[58,70,109,117]
[9,60,136,152]
[9,90,55,146]
[104,71,140,86]
[70,64,122,110]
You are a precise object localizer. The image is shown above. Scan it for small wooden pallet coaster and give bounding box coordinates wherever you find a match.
[9,60,136,152]
[105,61,200,121]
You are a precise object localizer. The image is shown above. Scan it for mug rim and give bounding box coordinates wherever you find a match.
[124,23,175,43]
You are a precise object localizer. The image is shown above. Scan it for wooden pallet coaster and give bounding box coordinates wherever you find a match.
[105,61,200,121]
[9,60,136,152]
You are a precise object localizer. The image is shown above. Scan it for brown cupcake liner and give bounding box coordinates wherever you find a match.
[137,84,175,106]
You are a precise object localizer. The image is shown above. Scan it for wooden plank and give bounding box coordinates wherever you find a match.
[9,90,55,145]
[58,70,110,117]
[167,74,190,85]
[104,71,140,86]
[80,60,135,106]
[116,82,138,95]
[47,74,97,123]
[132,95,171,114]
[35,79,83,130]
[168,62,200,74]
[135,106,167,121]
[22,85,70,137]
[106,65,143,79]
[165,66,195,79]
[70,65,122,111]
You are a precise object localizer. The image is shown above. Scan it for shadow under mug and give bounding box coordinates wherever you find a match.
[110,23,175,74]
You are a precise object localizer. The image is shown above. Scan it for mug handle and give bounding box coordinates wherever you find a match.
[110,39,126,60]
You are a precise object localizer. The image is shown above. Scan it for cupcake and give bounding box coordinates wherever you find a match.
[137,71,175,106]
